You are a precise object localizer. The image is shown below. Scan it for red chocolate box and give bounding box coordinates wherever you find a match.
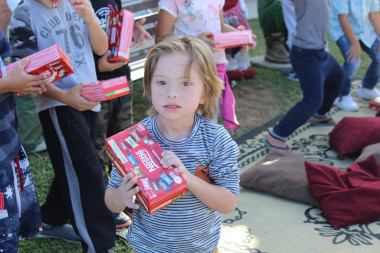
[80,76,130,101]
[207,30,256,49]
[106,9,135,63]
[6,44,74,97]
[369,97,380,111]
[106,122,187,214]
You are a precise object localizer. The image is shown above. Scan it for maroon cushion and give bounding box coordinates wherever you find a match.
[328,117,380,157]
[305,156,380,229]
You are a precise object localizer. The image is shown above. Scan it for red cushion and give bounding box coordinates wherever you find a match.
[305,156,380,229]
[329,117,380,157]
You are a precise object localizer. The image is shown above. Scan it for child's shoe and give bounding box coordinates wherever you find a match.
[227,69,243,81]
[335,94,359,112]
[242,68,256,79]
[356,85,380,99]
[115,212,132,229]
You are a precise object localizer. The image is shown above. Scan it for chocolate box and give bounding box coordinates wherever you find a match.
[106,9,135,63]
[369,97,380,111]
[106,122,187,214]
[80,76,130,101]
[6,44,74,97]
[207,30,256,49]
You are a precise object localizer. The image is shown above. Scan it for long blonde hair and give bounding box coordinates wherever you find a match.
[143,36,224,119]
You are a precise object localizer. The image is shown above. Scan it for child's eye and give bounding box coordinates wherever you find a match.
[157,80,166,86]
[182,81,190,87]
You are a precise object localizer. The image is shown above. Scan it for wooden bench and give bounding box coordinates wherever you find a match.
[121,0,159,81]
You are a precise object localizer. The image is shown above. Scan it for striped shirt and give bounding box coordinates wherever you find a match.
[108,113,240,253]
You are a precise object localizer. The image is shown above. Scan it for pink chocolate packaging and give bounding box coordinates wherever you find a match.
[80,76,130,101]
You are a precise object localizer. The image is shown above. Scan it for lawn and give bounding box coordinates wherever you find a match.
[19,18,371,253]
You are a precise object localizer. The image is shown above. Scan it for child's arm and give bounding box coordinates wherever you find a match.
[70,0,108,56]
[338,14,361,63]
[155,9,176,44]
[160,151,238,214]
[105,173,140,213]
[369,12,380,52]
[42,82,99,111]
[0,58,48,95]
[97,50,128,72]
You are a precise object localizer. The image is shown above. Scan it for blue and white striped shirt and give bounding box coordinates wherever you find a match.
[108,113,240,253]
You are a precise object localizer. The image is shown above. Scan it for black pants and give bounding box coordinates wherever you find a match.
[39,106,115,253]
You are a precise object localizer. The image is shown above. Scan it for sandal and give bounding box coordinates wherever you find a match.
[262,139,290,150]
[307,116,336,126]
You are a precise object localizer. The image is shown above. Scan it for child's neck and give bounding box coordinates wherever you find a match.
[156,116,194,140]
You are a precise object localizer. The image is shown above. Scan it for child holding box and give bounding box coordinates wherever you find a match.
[105,36,240,252]
[156,0,255,132]
[9,0,116,251]
[0,28,48,253]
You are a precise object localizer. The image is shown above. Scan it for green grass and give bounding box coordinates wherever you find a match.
[21,18,372,252]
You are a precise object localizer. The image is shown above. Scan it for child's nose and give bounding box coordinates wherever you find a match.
[167,84,179,98]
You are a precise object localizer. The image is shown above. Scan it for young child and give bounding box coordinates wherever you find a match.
[265,0,344,150]
[90,0,152,229]
[330,0,380,112]
[105,36,241,252]
[0,29,48,252]
[155,0,255,132]
[9,0,116,251]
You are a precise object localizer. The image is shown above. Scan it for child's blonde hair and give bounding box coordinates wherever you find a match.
[143,36,224,119]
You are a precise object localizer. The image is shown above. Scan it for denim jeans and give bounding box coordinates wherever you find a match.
[273,46,344,138]
[336,35,380,96]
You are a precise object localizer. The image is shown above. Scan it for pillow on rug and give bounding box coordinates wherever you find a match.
[305,156,380,229]
[329,117,380,157]
[240,148,321,208]
[355,143,380,167]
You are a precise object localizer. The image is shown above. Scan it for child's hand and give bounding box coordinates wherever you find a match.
[132,18,152,48]
[66,82,100,111]
[160,151,191,180]
[115,173,140,210]
[98,51,128,72]
[69,0,97,24]
[197,32,219,53]
[7,57,49,95]
[346,42,361,63]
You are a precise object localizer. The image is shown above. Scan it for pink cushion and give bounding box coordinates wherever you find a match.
[328,117,380,157]
[305,156,380,229]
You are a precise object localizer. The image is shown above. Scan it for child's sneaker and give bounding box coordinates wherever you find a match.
[335,94,359,111]
[226,69,243,81]
[356,85,380,99]
[242,68,256,79]
[36,223,81,243]
[280,68,299,82]
[115,212,131,229]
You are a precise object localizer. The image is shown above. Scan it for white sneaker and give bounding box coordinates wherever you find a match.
[335,94,359,111]
[356,86,380,99]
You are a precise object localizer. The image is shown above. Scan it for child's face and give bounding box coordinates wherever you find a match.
[151,52,206,125]
[37,0,63,8]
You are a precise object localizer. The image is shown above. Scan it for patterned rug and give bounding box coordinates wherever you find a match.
[218,81,380,253]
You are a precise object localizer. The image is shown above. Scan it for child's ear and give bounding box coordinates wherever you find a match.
[199,92,206,105]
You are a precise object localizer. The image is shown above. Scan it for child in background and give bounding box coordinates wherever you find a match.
[90,0,152,229]
[224,0,256,81]
[156,0,255,132]
[9,0,116,251]
[105,36,240,252]
[265,0,344,150]
[330,0,380,112]
[0,29,48,252]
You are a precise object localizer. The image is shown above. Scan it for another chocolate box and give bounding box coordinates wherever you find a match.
[106,9,135,63]
[106,122,187,214]
[80,76,130,101]
[369,97,380,111]
[207,30,256,49]
[6,44,74,97]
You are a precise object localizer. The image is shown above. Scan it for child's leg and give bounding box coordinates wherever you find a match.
[0,147,41,253]
[336,35,361,97]
[39,107,115,252]
[316,52,345,115]
[360,38,380,90]
[273,47,325,137]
